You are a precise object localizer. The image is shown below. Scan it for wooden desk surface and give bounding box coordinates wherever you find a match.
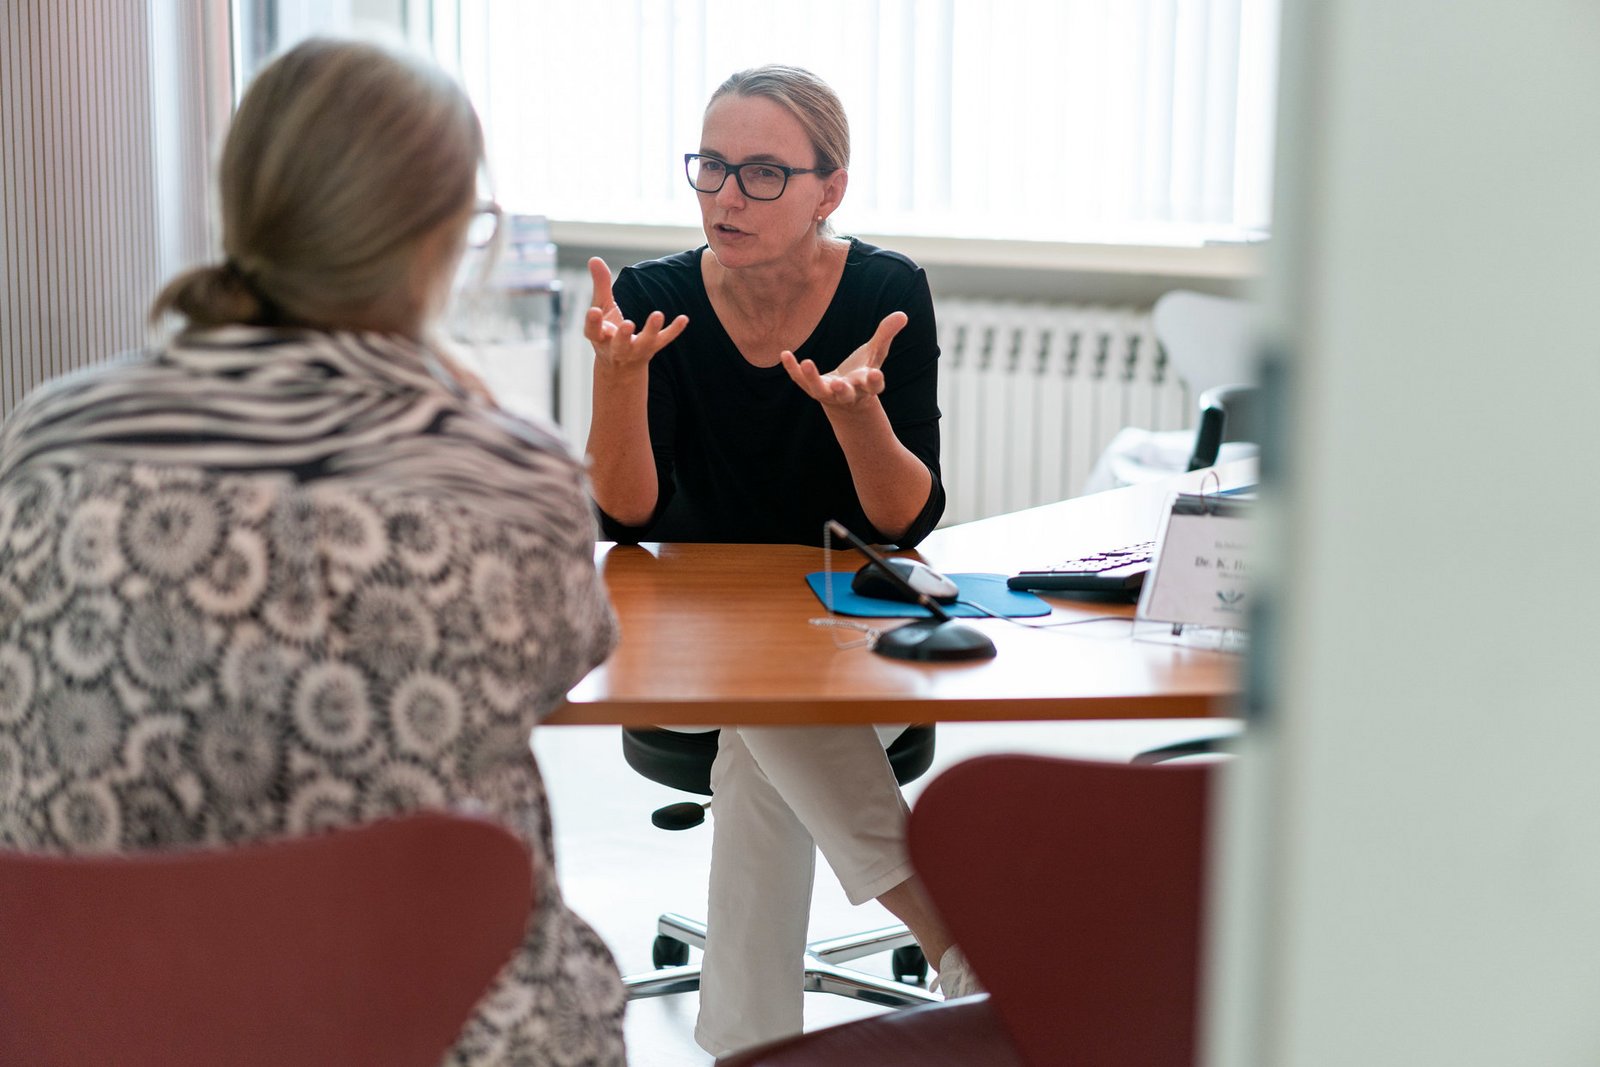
[550,462,1255,726]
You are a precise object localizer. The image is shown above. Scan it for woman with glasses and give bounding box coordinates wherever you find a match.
[584,65,978,1056]
[0,39,626,1065]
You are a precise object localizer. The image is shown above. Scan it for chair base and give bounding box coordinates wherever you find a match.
[623,913,940,1009]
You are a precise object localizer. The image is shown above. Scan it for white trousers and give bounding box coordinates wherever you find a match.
[693,723,913,1056]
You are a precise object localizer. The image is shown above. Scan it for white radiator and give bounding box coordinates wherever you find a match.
[481,273,1190,526]
[935,300,1189,524]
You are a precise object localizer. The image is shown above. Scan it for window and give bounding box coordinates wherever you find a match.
[235,0,1279,247]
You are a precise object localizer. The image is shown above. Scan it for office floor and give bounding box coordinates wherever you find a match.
[532,717,1231,1066]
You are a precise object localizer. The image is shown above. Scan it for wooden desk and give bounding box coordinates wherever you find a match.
[551,462,1255,726]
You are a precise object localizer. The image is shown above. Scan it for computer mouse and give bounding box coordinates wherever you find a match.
[850,558,960,604]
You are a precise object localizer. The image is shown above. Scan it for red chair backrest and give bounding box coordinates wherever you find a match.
[909,755,1211,1067]
[0,811,533,1067]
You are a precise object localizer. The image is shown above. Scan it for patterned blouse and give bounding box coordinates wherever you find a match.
[0,327,626,1066]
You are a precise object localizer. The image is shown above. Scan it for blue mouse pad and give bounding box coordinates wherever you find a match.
[805,572,1050,619]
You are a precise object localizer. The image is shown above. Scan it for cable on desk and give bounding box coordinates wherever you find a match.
[808,605,1130,651]
[807,617,880,650]
[954,601,1133,634]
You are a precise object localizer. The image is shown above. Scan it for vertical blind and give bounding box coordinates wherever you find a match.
[0,1,229,422]
[425,0,1279,244]
[2,3,161,419]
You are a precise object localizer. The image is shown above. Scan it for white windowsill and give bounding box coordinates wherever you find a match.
[549,220,1263,281]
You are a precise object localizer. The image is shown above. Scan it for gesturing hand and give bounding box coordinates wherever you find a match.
[584,256,688,372]
[780,310,908,409]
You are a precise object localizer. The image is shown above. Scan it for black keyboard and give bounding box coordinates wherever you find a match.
[1006,541,1156,595]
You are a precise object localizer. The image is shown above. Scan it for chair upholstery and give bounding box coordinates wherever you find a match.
[1151,289,1258,400]
[714,755,1212,1067]
[913,755,1211,1066]
[621,724,937,799]
[623,723,724,794]
[0,812,532,1067]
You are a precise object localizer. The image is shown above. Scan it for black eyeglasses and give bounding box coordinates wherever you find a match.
[684,153,833,201]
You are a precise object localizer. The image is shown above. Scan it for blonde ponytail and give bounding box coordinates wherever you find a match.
[151,38,483,334]
[150,260,270,329]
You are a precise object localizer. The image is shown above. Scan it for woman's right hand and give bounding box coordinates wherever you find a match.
[584,257,688,372]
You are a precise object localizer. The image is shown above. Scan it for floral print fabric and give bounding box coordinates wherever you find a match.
[0,330,626,1065]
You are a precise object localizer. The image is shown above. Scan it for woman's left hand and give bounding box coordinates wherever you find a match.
[780,310,908,409]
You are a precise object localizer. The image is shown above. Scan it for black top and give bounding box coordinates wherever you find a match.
[600,238,944,547]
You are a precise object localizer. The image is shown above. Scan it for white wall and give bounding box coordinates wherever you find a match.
[1210,3,1600,1065]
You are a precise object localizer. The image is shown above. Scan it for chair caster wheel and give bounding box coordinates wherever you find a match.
[891,944,927,983]
[653,935,690,968]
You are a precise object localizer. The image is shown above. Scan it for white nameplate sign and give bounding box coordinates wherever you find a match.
[1137,493,1255,632]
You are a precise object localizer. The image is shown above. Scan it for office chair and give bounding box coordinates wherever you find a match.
[716,754,1212,1067]
[620,724,941,1007]
[0,812,532,1067]
[1083,290,1259,493]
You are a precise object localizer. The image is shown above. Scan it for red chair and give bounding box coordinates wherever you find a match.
[0,812,533,1067]
[717,755,1212,1067]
